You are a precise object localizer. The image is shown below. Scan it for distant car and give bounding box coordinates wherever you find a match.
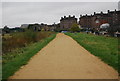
[61,31,68,33]
[114,31,120,37]
[85,31,91,33]
[100,23,110,29]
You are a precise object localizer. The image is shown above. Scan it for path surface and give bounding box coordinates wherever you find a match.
[10,33,118,79]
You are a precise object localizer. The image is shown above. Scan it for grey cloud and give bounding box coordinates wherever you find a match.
[2,2,118,28]
[1,0,120,2]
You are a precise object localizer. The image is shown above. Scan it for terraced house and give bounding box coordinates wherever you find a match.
[79,9,120,31]
[60,15,77,30]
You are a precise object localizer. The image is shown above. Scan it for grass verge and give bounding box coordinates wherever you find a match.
[65,32,118,72]
[2,33,56,80]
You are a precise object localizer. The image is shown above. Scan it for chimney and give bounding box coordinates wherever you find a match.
[101,11,103,15]
[80,15,82,17]
[115,9,116,12]
[69,15,71,17]
[94,12,96,15]
[86,14,87,16]
[107,10,110,13]
[73,15,75,18]
[64,16,66,18]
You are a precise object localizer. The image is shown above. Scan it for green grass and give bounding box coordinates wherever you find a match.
[2,34,56,79]
[65,32,119,72]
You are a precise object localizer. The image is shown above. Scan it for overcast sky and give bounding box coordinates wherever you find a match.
[1,2,119,28]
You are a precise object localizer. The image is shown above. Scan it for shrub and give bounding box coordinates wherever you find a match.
[2,31,55,54]
[69,23,80,32]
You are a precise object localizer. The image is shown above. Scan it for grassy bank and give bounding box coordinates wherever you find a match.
[2,33,56,79]
[65,32,118,72]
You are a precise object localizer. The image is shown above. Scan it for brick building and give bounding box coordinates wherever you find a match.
[79,14,93,28]
[79,10,120,31]
[108,10,120,26]
[60,15,77,30]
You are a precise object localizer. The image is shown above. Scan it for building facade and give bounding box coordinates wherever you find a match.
[60,15,77,30]
[79,10,120,31]
[28,23,41,31]
[108,10,120,26]
[27,23,59,31]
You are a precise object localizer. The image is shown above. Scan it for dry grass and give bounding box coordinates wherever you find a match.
[2,31,55,54]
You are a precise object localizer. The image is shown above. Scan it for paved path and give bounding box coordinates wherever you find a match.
[10,33,118,79]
